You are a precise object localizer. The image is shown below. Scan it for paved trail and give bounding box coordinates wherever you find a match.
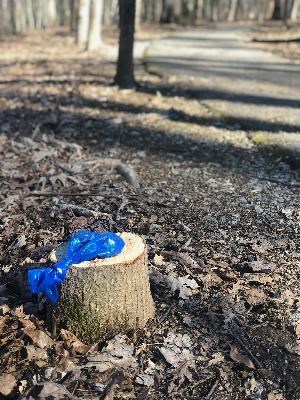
[145,26,300,161]
[145,26,300,88]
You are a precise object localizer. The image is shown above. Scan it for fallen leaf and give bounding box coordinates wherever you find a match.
[167,275,198,299]
[199,272,223,288]
[16,234,27,248]
[60,329,90,354]
[251,240,272,254]
[135,373,154,387]
[32,149,55,163]
[153,254,165,266]
[244,288,266,305]
[208,352,224,365]
[280,290,296,306]
[248,260,275,273]
[150,272,198,299]
[82,335,137,372]
[243,273,274,285]
[267,390,284,400]
[158,332,194,367]
[23,327,54,349]
[30,382,73,399]
[26,345,48,367]
[295,322,300,337]
[230,344,255,369]
[285,343,300,356]
[0,195,19,210]
[0,373,16,396]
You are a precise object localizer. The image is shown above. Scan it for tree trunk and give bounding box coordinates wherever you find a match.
[272,0,289,22]
[151,0,162,22]
[265,0,276,19]
[47,0,57,26]
[57,0,70,26]
[135,0,142,31]
[10,0,26,33]
[114,0,136,89]
[193,0,204,21]
[87,0,103,50]
[212,0,219,21]
[76,0,91,48]
[25,0,35,29]
[291,0,300,19]
[203,0,213,20]
[0,0,11,34]
[227,0,239,21]
[161,0,176,22]
[272,0,282,18]
[50,233,155,343]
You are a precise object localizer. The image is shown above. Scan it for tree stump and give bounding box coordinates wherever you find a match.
[50,233,155,343]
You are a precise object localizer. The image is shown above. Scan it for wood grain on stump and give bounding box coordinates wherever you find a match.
[51,233,155,343]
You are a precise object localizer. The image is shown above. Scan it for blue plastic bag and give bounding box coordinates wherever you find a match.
[28,231,125,304]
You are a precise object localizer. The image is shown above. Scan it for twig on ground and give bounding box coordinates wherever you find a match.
[51,160,75,175]
[252,36,300,43]
[103,370,124,400]
[86,158,140,188]
[115,163,139,188]
[161,250,198,277]
[251,175,300,187]
[230,327,262,369]
[205,376,220,400]
[116,195,129,220]
[59,201,107,218]
[28,191,118,197]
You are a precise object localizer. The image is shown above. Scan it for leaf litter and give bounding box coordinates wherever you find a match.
[0,27,300,400]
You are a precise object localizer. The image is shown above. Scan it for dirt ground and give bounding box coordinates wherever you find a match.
[0,28,300,400]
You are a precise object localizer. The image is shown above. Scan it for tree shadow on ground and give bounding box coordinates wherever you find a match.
[0,101,295,180]
[2,89,300,134]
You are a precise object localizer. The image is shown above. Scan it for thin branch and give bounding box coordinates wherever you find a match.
[251,175,300,187]
[28,191,119,197]
[230,328,262,369]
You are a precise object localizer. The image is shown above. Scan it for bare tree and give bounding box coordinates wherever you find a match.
[151,0,163,22]
[135,0,142,30]
[25,0,35,29]
[87,0,104,50]
[291,0,300,19]
[10,0,27,33]
[77,0,91,48]
[212,0,219,21]
[70,0,78,30]
[193,0,204,22]
[115,0,136,88]
[47,0,57,26]
[227,0,239,21]
[265,0,276,19]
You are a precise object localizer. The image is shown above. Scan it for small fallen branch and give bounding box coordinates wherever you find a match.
[28,191,119,197]
[229,327,262,369]
[59,202,108,218]
[87,158,140,188]
[205,375,220,400]
[115,162,139,188]
[252,35,300,43]
[251,175,300,188]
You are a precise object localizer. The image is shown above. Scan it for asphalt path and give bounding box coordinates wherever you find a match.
[145,26,300,89]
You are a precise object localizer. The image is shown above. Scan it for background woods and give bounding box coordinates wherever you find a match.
[0,0,299,37]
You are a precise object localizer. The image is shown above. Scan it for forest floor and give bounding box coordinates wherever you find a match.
[0,26,300,400]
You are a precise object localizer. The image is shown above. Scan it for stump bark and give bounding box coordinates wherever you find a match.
[51,233,155,343]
